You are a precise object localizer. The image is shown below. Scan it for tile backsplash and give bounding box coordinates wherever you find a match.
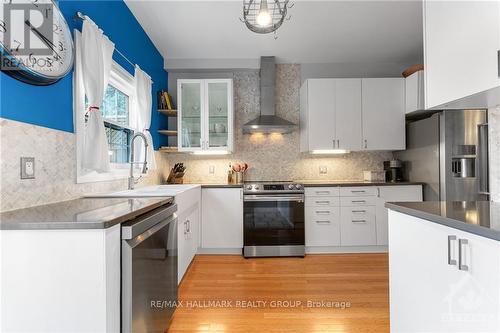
[0,118,168,212]
[166,64,392,183]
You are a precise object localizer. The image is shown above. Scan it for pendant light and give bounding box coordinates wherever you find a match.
[242,0,292,35]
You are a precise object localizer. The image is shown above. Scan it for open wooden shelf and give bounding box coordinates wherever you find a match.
[158,130,178,136]
[158,109,177,117]
[159,146,178,153]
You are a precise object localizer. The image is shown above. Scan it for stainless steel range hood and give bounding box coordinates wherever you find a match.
[243,56,297,134]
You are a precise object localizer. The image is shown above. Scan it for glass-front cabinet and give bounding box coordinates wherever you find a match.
[177,79,233,152]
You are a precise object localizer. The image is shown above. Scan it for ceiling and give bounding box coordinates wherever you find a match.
[125,0,423,70]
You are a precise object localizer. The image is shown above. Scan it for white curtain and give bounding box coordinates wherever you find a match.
[81,17,115,172]
[134,66,156,171]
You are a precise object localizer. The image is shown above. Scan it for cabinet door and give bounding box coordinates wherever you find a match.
[201,188,243,249]
[389,211,457,332]
[335,79,362,150]
[177,216,190,284]
[307,79,336,150]
[340,206,377,246]
[376,185,422,245]
[423,1,500,109]
[305,205,341,247]
[405,70,425,114]
[205,79,233,151]
[361,78,405,150]
[178,80,204,151]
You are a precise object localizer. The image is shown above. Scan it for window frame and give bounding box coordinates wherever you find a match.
[76,61,139,183]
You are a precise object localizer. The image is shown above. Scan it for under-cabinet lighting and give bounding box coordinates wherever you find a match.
[311,150,350,155]
[192,150,230,155]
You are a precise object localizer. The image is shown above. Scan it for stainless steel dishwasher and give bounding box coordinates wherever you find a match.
[121,203,178,333]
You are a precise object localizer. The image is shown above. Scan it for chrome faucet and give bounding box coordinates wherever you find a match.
[128,132,148,190]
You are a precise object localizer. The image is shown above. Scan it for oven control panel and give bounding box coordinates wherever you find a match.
[244,182,303,194]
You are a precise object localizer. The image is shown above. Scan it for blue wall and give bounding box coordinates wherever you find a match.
[0,0,168,149]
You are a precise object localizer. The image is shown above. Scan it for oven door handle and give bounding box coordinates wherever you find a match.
[243,195,305,202]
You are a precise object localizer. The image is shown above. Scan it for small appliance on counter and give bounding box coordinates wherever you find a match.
[363,170,386,182]
[384,159,404,183]
[167,163,186,184]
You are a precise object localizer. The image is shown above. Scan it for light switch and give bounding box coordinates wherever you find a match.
[21,157,35,179]
[209,165,215,174]
[319,166,327,175]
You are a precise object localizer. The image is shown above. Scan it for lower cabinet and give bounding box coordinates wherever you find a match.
[201,188,243,252]
[389,210,500,332]
[177,203,200,283]
[305,185,422,252]
[375,185,423,245]
[175,186,201,283]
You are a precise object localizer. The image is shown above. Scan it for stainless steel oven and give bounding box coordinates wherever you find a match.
[243,182,305,257]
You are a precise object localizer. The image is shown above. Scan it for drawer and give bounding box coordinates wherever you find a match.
[340,207,377,246]
[305,187,340,197]
[305,196,340,207]
[306,206,340,221]
[339,187,377,197]
[340,196,376,207]
[305,209,341,247]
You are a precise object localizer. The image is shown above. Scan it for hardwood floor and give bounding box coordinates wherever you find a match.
[168,254,389,333]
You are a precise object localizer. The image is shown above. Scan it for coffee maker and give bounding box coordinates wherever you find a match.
[384,159,404,183]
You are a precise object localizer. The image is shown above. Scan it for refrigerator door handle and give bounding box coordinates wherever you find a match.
[477,123,490,195]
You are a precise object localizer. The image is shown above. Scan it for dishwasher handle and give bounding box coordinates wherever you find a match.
[126,213,177,249]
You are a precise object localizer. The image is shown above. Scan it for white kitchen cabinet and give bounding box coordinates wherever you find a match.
[405,70,425,114]
[389,211,500,332]
[175,186,201,283]
[201,188,243,252]
[177,203,200,283]
[300,79,362,152]
[361,78,405,150]
[177,79,234,152]
[375,185,422,246]
[305,190,341,247]
[1,225,121,332]
[423,0,500,109]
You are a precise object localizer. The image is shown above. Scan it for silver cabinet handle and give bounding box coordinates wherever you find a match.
[315,191,330,195]
[184,221,188,235]
[352,210,366,213]
[364,139,367,149]
[186,219,191,234]
[497,49,500,78]
[351,190,366,193]
[337,139,340,148]
[315,220,331,224]
[447,235,457,265]
[351,219,367,223]
[458,239,469,271]
[315,210,331,214]
[351,200,366,203]
[332,139,336,149]
[315,200,330,205]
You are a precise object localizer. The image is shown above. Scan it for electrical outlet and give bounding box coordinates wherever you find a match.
[209,165,215,175]
[319,166,327,175]
[21,157,35,179]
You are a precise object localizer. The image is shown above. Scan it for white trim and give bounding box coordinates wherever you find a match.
[76,60,139,184]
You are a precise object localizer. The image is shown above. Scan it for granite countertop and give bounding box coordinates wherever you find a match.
[0,197,173,230]
[298,180,424,187]
[386,201,500,241]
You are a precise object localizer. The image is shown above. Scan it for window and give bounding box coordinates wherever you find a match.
[84,62,136,165]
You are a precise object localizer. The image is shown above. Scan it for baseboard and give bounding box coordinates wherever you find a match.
[197,248,243,255]
[305,245,388,254]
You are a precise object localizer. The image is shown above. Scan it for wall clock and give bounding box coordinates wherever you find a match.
[0,0,74,85]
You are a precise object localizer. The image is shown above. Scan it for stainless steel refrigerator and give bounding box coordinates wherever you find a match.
[395,110,489,201]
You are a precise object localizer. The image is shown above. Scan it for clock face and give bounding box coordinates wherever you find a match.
[0,0,74,85]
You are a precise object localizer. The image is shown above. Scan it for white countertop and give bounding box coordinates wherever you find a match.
[86,184,201,198]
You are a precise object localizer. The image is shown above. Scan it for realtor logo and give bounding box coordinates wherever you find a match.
[1,1,54,70]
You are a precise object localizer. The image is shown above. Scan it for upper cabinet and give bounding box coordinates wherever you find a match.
[405,70,425,114]
[300,78,404,152]
[300,78,362,152]
[361,78,405,151]
[177,79,234,152]
[423,0,500,109]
